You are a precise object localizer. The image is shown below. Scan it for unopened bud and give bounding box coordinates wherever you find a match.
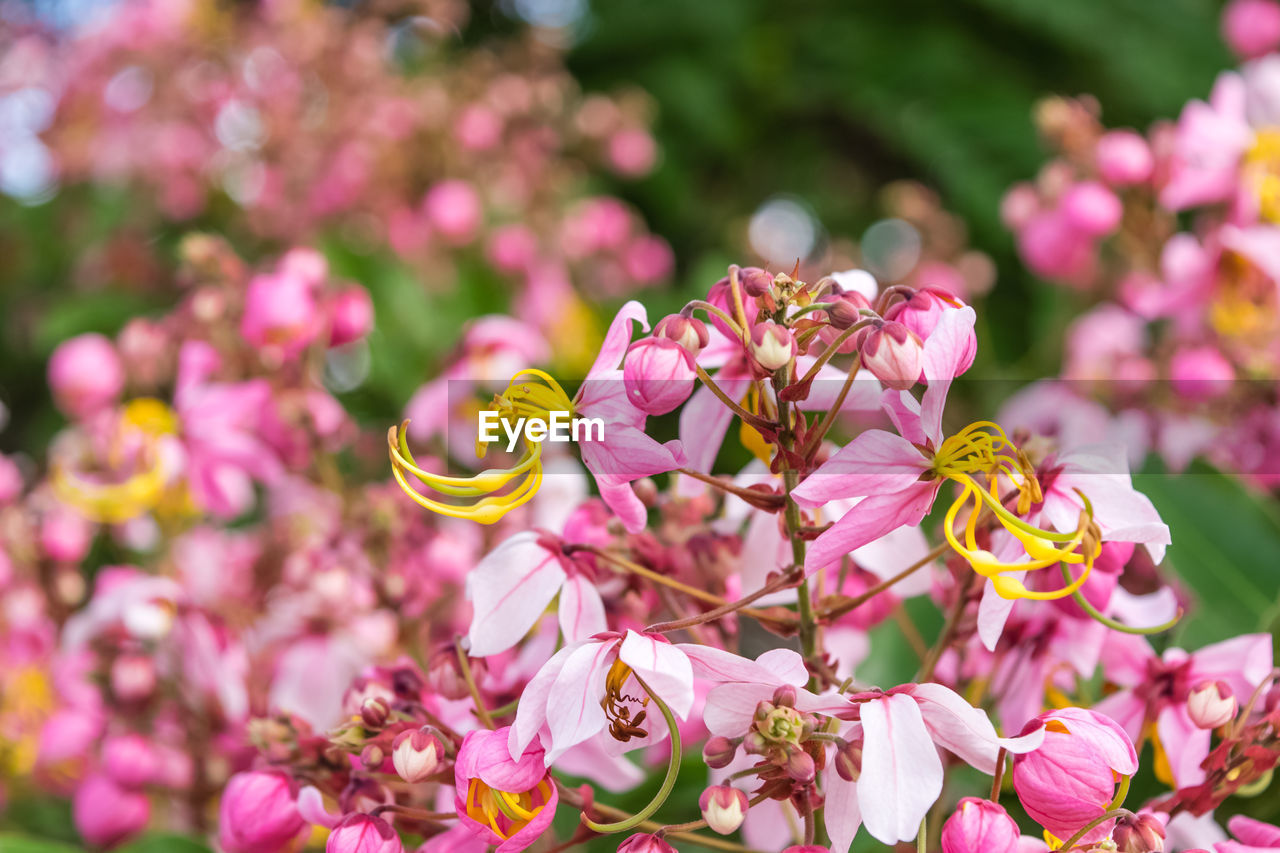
[110,654,156,702]
[786,749,816,784]
[656,314,710,356]
[740,267,775,297]
[860,321,923,391]
[772,685,797,708]
[703,736,738,769]
[360,744,385,770]
[617,833,678,853]
[1187,680,1237,730]
[751,321,795,372]
[1111,813,1166,853]
[361,698,390,729]
[392,728,443,783]
[426,648,475,701]
[835,740,863,782]
[699,785,749,835]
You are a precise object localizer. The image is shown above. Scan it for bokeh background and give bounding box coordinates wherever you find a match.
[2,0,1278,849]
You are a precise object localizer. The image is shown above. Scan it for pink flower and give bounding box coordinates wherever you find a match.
[572,302,689,531]
[1012,708,1138,844]
[1170,345,1235,400]
[821,684,1044,847]
[465,531,606,657]
[883,287,977,374]
[790,306,977,574]
[328,285,375,347]
[607,127,658,176]
[941,798,1021,853]
[1061,181,1123,236]
[1093,633,1272,787]
[1096,130,1155,186]
[217,770,310,853]
[73,773,151,849]
[1223,0,1280,59]
[49,333,125,418]
[1162,72,1253,211]
[513,631,805,764]
[454,727,558,853]
[101,733,158,788]
[423,179,482,245]
[617,834,678,853]
[623,337,696,415]
[326,814,404,853]
[240,269,321,360]
[174,341,282,518]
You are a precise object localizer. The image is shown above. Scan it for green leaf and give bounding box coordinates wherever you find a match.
[117,834,212,853]
[0,834,83,853]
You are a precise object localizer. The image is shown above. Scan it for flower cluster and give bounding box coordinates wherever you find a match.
[1002,0,1280,485]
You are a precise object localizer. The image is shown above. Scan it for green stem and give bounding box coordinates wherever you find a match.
[1061,564,1181,635]
[582,674,682,833]
[1057,808,1132,852]
[455,640,495,730]
[917,816,928,853]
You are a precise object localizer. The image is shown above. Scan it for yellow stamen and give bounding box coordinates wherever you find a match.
[465,777,552,840]
[389,369,575,525]
[934,422,1102,601]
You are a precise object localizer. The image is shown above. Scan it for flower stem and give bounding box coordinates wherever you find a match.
[693,364,774,431]
[817,541,948,620]
[645,567,801,633]
[1057,808,1132,851]
[582,674,682,833]
[454,640,495,730]
[676,466,786,508]
[1060,564,1181,634]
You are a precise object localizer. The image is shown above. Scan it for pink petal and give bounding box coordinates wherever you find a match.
[824,765,863,853]
[557,574,607,644]
[790,430,929,508]
[677,367,753,476]
[908,683,1044,774]
[804,483,938,574]
[1190,633,1275,702]
[587,300,648,379]
[678,644,797,685]
[618,631,695,719]
[544,640,615,763]
[1156,705,1211,788]
[466,532,566,657]
[919,306,976,446]
[1228,816,1280,847]
[510,643,577,761]
[857,694,944,844]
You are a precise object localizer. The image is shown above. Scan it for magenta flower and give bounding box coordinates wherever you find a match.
[454,727,558,853]
[1093,632,1273,787]
[1012,707,1138,845]
[940,797,1021,853]
[217,769,310,853]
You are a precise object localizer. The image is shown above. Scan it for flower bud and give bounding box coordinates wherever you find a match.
[860,321,924,391]
[772,685,797,708]
[1013,708,1138,844]
[1187,680,1237,730]
[1061,181,1123,236]
[703,736,738,769]
[360,698,390,730]
[392,728,442,783]
[782,848,831,853]
[786,749,816,784]
[241,270,320,360]
[326,814,405,853]
[740,267,775,297]
[940,797,1020,853]
[49,333,125,418]
[102,733,158,789]
[699,785,749,835]
[1223,0,1280,59]
[623,337,697,415]
[217,770,309,853]
[826,292,871,331]
[423,179,482,246]
[1112,813,1166,853]
[655,313,710,356]
[617,833,678,853]
[883,287,976,375]
[73,773,150,849]
[426,648,475,701]
[1170,345,1234,401]
[329,286,374,347]
[361,744,385,770]
[1095,130,1154,186]
[834,740,863,783]
[751,321,795,372]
